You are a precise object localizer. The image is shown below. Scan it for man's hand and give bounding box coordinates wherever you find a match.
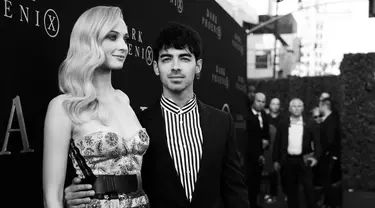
[64,177,95,208]
[274,162,280,171]
[262,139,269,149]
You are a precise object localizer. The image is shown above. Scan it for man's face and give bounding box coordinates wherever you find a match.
[289,99,304,117]
[247,86,256,100]
[269,98,280,113]
[252,93,266,112]
[312,108,322,123]
[319,102,327,115]
[153,47,202,94]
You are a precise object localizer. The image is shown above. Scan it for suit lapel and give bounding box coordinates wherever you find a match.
[191,100,212,201]
[251,110,261,129]
[302,117,309,152]
[284,118,290,148]
[146,102,187,202]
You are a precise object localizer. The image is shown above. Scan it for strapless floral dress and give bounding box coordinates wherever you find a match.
[69,128,150,208]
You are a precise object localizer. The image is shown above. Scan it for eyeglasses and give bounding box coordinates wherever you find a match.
[313,116,320,119]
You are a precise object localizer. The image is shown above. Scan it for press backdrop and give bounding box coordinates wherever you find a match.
[0,0,247,206]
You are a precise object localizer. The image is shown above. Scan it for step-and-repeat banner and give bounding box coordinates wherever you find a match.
[0,0,247,205]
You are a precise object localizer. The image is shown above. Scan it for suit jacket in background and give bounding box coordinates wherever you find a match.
[245,109,270,163]
[320,112,341,158]
[139,100,249,208]
[317,111,342,183]
[272,117,321,166]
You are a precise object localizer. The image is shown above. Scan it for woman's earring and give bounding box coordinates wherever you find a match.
[196,72,201,80]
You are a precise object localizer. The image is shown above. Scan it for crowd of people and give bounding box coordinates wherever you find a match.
[245,91,342,208]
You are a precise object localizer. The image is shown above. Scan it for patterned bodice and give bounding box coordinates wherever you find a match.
[69,128,150,178]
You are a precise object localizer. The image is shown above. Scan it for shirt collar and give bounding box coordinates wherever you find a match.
[290,116,304,125]
[160,94,197,114]
[252,108,260,116]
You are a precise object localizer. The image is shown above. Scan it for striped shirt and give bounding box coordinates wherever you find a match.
[160,94,203,202]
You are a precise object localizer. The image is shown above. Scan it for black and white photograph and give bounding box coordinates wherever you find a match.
[1,0,375,208]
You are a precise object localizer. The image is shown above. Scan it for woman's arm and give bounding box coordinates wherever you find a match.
[43,95,72,208]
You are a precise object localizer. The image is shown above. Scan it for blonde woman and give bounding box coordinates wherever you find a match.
[42,6,150,208]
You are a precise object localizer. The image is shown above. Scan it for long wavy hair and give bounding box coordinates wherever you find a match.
[58,6,124,124]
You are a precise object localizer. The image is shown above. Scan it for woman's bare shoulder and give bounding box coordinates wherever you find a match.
[115,89,130,104]
[46,94,71,115]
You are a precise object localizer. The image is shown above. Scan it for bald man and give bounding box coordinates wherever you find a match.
[272,98,321,208]
[245,92,270,208]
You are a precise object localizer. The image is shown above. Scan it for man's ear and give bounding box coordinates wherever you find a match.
[153,61,159,76]
[195,59,203,74]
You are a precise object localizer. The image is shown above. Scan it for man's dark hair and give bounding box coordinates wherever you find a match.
[319,91,331,100]
[152,22,203,61]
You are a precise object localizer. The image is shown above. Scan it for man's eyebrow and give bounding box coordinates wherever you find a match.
[179,53,193,57]
[160,54,172,58]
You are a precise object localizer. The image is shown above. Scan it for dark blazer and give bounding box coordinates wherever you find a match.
[139,100,249,208]
[245,109,270,162]
[272,116,321,166]
[320,112,341,158]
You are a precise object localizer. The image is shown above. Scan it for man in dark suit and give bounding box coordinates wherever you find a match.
[245,92,270,208]
[264,97,282,203]
[273,98,321,208]
[63,22,249,208]
[318,98,342,208]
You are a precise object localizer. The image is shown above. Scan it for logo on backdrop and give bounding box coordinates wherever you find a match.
[202,8,222,40]
[1,96,34,156]
[169,0,183,13]
[212,65,229,89]
[235,76,246,94]
[232,33,244,56]
[44,9,59,38]
[3,0,60,38]
[222,103,231,114]
[127,26,153,66]
[221,104,246,130]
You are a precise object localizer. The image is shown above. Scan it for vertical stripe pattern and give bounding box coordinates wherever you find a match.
[160,95,203,201]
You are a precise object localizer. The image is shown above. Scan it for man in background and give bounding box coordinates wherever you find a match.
[273,98,321,208]
[318,98,342,208]
[246,92,270,208]
[263,98,282,204]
